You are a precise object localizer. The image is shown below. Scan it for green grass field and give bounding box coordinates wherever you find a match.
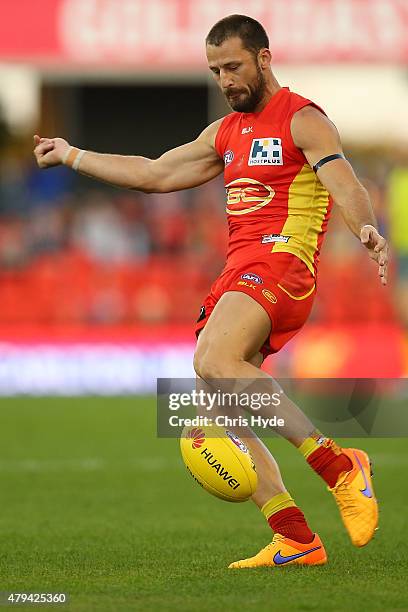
[0,397,407,611]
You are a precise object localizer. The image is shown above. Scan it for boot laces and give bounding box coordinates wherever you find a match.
[262,533,285,553]
[333,480,361,518]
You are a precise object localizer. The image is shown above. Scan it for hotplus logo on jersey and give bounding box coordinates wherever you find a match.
[225,178,275,215]
[249,137,283,166]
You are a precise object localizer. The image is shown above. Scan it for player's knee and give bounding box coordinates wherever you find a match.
[194,346,237,379]
[193,346,216,379]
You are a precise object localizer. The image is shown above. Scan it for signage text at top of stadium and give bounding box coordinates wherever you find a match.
[1,0,408,66]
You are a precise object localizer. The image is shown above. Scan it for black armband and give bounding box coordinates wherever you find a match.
[313,153,346,173]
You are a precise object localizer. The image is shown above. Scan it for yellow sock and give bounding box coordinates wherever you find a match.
[261,492,296,520]
[298,431,328,459]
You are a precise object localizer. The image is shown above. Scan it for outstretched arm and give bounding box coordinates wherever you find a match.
[291,106,389,285]
[33,119,225,193]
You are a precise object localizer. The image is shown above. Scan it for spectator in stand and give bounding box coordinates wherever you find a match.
[70,190,150,263]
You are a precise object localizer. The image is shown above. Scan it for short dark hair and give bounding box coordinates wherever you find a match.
[206,14,269,56]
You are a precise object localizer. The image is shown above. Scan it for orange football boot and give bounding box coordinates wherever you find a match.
[228,533,327,568]
[329,448,378,547]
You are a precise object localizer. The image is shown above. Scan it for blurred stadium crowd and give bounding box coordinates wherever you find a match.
[0,124,407,331]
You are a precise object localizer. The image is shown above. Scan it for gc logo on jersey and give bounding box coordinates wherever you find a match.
[226,178,275,215]
[249,138,283,166]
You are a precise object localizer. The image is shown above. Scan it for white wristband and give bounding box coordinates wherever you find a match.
[63,146,87,171]
[73,149,86,171]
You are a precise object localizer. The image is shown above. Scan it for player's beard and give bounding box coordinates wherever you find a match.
[224,65,266,113]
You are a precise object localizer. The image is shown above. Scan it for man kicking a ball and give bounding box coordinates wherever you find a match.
[34,15,388,568]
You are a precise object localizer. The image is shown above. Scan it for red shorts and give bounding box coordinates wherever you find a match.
[195,252,316,358]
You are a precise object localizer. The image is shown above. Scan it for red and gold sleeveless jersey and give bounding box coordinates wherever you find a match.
[215,87,332,276]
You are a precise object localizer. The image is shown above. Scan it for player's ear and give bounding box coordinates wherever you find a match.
[258,48,271,70]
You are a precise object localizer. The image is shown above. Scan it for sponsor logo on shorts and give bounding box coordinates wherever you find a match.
[241,273,263,284]
[226,430,249,453]
[249,137,283,166]
[187,427,206,449]
[224,150,234,166]
[237,280,257,290]
[262,289,278,304]
[261,234,290,244]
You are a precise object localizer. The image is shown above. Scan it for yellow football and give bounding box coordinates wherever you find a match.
[180,424,257,502]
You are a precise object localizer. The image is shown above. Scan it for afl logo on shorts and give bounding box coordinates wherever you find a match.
[224,150,234,166]
[241,273,263,285]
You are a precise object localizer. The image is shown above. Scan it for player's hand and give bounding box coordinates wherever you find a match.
[360,224,389,286]
[33,135,70,169]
